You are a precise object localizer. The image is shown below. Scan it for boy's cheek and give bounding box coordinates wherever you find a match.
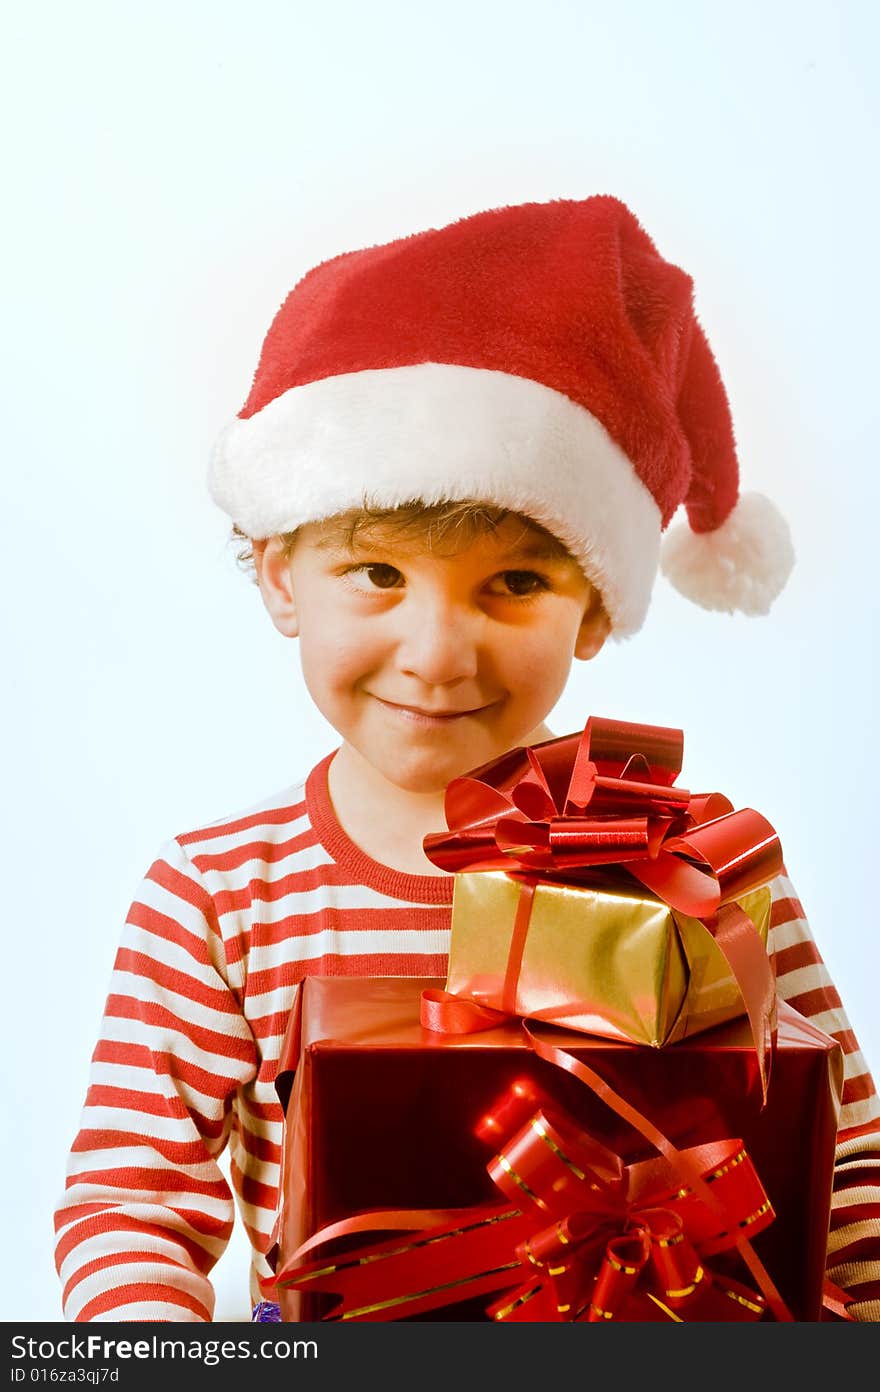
[511,634,579,686]
[298,623,368,671]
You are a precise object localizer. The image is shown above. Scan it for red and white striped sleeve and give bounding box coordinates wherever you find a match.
[769,869,880,1322]
[53,837,259,1322]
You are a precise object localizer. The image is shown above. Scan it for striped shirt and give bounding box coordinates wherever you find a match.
[53,750,880,1322]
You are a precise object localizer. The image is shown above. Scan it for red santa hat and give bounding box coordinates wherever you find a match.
[208,195,794,637]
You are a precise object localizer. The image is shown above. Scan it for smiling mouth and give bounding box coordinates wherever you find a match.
[373,697,492,720]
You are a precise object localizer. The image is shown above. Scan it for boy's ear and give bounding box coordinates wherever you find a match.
[574,589,611,661]
[252,537,299,638]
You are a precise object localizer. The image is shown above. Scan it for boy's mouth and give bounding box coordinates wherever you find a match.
[372,696,492,723]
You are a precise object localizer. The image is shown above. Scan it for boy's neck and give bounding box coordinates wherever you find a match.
[327,723,556,877]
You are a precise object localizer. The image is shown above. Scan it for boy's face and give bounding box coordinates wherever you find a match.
[254,514,609,795]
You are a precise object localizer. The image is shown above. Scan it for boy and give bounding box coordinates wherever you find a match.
[54,196,880,1322]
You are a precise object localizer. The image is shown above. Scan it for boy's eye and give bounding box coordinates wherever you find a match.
[345,563,402,590]
[490,570,550,598]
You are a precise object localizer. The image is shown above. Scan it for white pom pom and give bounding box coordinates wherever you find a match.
[659,491,795,616]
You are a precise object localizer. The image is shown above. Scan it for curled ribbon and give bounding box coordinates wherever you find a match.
[274,1037,791,1322]
[422,715,782,1098]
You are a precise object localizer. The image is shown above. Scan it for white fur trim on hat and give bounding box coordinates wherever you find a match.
[660,491,795,616]
[208,363,662,637]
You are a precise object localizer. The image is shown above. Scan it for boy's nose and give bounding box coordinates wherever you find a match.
[394,595,482,685]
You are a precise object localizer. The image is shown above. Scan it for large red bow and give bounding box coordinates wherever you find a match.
[274,1031,791,1322]
[422,716,782,1095]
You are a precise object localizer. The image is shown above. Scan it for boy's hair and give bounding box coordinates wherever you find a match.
[230,499,575,584]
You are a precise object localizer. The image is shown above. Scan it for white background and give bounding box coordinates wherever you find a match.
[3,0,877,1322]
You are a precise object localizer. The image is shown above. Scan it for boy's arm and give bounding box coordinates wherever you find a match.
[769,869,880,1322]
[53,839,259,1322]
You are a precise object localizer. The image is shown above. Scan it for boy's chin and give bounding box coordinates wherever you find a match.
[373,755,474,796]
[339,717,554,795]
[396,725,555,784]
[365,738,521,796]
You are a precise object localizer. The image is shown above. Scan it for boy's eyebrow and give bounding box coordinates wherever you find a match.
[312,534,572,562]
[311,534,350,551]
[494,538,572,563]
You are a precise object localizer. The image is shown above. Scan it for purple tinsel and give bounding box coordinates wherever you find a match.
[252,1300,282,1322]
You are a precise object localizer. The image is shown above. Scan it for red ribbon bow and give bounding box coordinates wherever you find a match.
[274,1032,791,1322]
[480,1079,777,1323]
[422,716,782,1096]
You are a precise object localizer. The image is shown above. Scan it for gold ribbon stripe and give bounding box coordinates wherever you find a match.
[339,1262,522,1320]
[287,1209,522,1285]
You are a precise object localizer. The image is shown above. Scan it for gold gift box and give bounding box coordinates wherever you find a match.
[444,871,772,1047]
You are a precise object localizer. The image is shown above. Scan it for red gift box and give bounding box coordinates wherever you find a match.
[268,977,843,1322]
